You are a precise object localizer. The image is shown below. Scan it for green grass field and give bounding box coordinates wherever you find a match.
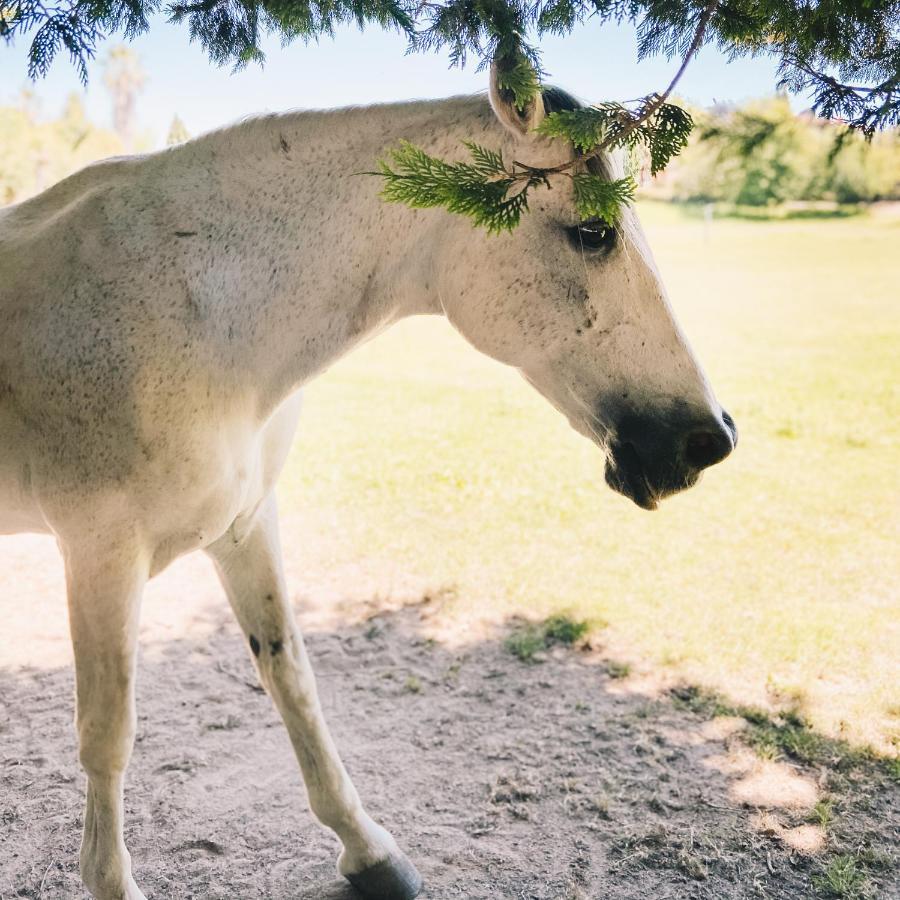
[278,203,900,754]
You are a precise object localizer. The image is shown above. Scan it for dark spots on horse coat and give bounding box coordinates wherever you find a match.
[269,639,283,655]
[182,282,206,321]
[173,231,197,238]
[249,634,261,657]
[279,135,291,154]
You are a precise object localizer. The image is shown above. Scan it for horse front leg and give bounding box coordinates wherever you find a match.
[63,536,148,900]
[206,495,422,900]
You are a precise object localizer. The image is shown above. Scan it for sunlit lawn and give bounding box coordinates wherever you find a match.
[278,202,900,754]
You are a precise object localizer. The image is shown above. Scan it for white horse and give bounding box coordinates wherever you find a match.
[0,69,736,900]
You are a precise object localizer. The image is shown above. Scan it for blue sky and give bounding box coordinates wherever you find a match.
[1,17,785,144]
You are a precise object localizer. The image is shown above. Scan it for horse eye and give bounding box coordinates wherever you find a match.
[566,219,616,252]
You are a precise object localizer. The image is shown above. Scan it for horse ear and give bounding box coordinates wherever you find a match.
[488,62,545,137]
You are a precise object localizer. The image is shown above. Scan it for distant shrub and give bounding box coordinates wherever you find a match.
[655,96,900,206]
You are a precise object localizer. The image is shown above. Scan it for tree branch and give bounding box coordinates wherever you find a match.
[511,0,717,182]
[595,0,716,153]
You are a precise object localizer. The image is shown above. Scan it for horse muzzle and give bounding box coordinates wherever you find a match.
[604,409,737,510]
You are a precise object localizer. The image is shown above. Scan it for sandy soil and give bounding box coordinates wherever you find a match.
[1,521,897,899]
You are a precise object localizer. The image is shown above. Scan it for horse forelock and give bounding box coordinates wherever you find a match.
[540,86,623,181]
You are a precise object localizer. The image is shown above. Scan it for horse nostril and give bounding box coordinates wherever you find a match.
[721,409,739,448]
[685,425,734,470]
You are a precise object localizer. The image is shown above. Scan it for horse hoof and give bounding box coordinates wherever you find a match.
[344,852,423,900]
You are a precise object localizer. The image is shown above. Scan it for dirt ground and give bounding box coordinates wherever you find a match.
[1,520,897,900]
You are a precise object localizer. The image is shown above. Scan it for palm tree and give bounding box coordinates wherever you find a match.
[103,46,146,151]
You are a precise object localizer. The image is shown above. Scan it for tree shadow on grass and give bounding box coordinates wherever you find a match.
[1,596,897,900]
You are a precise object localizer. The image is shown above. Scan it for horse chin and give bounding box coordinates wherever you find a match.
[605,448,705,510]
[604,454,659,511]
[566,413,659,509]
[568,411,696,511]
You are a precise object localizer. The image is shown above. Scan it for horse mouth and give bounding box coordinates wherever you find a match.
[604,443,659,511]
[605,441,704,510]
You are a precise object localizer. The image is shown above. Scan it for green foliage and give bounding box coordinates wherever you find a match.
[702,98,823,206]
[378,140,547,233]
[537,106,616,152]
[0,92,124,205]
[378,86,692,230]
[505,613,591,661]
[744,713,831,765]
[166,114,191,146]
[406,0,540,81]
[6,0,898,136]
[378,138,638,232]
[538,100,692,175]
[7,0,897,232]
[812,855,871,899]
[828,132,900,204]
[606,660,631,679]
[494,51,541,111]
[379,88,658,231]
[669,684,736,719]
[542,613,589,645]
[5,0,416,83]
[572,174,635,221]
[646,100,693,175]
[504,625,546,662]
[808,798,834,829]
[668,683,900,778]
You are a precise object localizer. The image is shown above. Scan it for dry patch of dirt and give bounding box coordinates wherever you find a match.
[0,531,897,899]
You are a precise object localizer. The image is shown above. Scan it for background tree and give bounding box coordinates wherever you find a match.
[103,45,146,150]
[166,114,191,146]
[0,92,122,205]
[828,131,900,204]
[662,97,900,206]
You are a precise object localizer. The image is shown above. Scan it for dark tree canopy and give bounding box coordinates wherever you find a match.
[3,0,898,230]
[5,0,897,133]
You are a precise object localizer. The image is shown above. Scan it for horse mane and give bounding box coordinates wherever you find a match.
[541,86,584,114]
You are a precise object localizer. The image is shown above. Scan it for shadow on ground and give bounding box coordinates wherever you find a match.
[1,595,898,899]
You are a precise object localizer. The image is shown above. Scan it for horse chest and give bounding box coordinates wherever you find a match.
[144,393,303,575]
[137,434,261,572]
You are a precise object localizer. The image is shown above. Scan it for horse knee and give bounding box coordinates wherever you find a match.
[79,740,134,779]
[264,658,318,711]
[250,632,313,696]
[78,703,137,776]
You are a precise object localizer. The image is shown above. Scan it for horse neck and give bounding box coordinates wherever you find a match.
[177,95,499,418]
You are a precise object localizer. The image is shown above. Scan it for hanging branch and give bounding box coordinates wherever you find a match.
[778,57,900,135]
[378,0,717,231]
